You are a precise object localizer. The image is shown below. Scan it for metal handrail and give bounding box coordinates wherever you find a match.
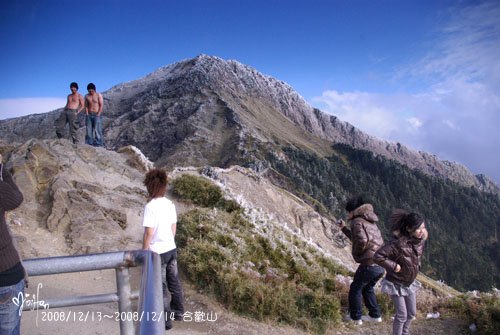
[22,250,164,335]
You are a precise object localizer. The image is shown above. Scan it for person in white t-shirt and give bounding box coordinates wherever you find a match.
[142,168,184,330]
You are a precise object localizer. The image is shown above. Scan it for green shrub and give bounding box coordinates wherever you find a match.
[182,239,232,288]
[172,174,242,212]
[176,207,349,334]
[219,198,242,213]
[296,290,340,333]
[316,254,352,277]
[172,174,223,207]
[446,293,500,335]
[376,291,394,318]
[175,209,212,247]
[172,173,403,333]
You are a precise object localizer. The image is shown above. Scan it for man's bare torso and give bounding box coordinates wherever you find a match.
[66,93,84,110]
[85,92,103,114]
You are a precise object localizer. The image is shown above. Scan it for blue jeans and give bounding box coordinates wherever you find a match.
[160,249,184,320]
[0,279,25,335]
[85,114,104,146]
[349,265,384,320]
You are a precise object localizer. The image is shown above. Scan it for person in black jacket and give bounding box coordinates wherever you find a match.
[0,155,25,335]
[374,209,428,335]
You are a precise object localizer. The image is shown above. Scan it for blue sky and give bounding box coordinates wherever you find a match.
[1,0,499,184]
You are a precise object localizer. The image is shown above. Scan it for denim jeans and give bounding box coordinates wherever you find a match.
[160,249,184,320]
[391,290,417,335]
[85,113,104,146]
[348,264,384,320]
[0,279,25,335]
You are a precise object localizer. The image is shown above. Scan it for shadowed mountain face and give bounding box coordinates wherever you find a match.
[0,55,497,193]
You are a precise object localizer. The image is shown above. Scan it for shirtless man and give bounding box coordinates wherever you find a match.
[55,82,84,144]
[84,83,104,146]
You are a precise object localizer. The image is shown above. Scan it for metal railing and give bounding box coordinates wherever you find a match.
[23,250,164,335]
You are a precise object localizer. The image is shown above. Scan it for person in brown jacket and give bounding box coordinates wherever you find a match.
[0,155,25,335]
[338,195,385,325]
[373,209,428,335]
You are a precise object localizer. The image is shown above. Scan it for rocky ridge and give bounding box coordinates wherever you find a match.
[2,138,355,269]
[0,55,497,193]
[2,138,471,335]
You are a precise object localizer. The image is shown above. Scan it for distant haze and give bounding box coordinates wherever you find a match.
[0,98,65,120]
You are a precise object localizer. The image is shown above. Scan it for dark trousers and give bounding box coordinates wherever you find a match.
[348,264,384,320]
[160,249,184,320]
[55,109,79,144]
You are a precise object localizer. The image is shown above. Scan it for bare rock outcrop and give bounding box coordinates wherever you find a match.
[1,139,148,257]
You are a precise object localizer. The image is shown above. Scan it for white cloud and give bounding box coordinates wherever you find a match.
[313,90,401,139]
[313,90,438,146]
[313,1,500,184]
[442,120,457,130]
[0,98,66,120]
[407,117,423,130]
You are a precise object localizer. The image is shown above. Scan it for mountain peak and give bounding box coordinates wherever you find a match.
[0,56,497,193]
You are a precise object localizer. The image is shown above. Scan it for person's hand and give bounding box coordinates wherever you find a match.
[337,218,346,229]
[422,227,429,241]
[395,264,401,273]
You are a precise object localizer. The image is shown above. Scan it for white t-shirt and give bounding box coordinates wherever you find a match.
[142,197,177,254]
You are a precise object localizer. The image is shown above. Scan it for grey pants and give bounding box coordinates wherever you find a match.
[55,109,79,144]
[390,290,416,335]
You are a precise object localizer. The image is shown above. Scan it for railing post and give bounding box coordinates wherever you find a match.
[22,250,164,335]
[116,266,134,335]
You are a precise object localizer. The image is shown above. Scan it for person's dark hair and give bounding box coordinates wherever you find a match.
[70,82,79,89]
[87,83,96,91]
[144,168,167,198]
[389,209,425,237]
[345,195,371,212]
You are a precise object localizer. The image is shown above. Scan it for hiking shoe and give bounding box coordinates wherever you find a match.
[362,315,382,322]
[345,315,363,325]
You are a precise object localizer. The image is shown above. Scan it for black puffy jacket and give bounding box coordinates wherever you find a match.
[374,236,425,287]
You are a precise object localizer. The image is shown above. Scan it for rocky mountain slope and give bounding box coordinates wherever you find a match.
[0,55,497,193]
[1,138,354,268]
[3,139,476,335]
